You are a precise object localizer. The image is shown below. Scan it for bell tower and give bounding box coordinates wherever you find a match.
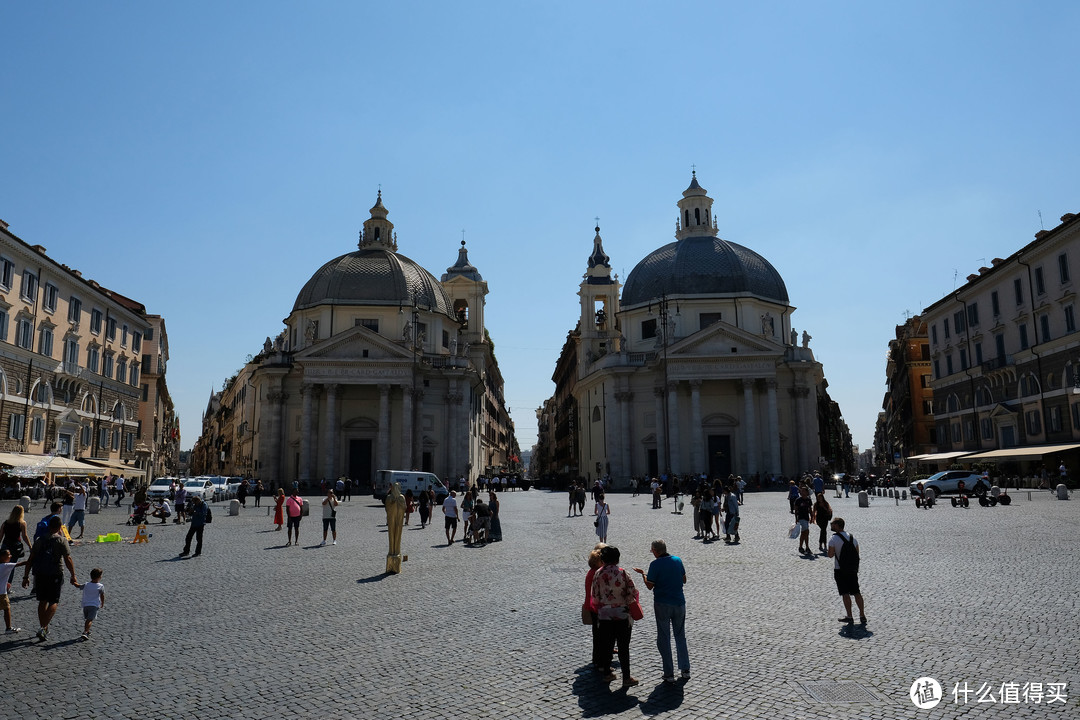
[441,239,487,346]
[578,224,621,376]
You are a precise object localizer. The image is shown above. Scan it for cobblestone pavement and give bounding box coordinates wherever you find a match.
[1,487,1077,719]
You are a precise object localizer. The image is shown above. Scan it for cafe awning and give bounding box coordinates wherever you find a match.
[0,453,104,476]
[79,458,147,478]
[961,443,1080,460]
[906,451,974,462]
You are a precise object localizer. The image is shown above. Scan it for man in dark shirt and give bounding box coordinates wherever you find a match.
[22,516,77,641]
[179,496,209,558]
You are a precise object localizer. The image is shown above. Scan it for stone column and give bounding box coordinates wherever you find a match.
[377,384,390,472]
[616,389,633,481]
[667,381,680,475]
[412,389,424,470]
[766,380,781,476]
[742,379,758,476]
[653,386,666,477]
[446,381,463,477]
[791,386,810,473]
[264,387,288,489]
[400,386,413,470]
[300,383,315,481]
[689,380,703,475]
[323,384,340,480]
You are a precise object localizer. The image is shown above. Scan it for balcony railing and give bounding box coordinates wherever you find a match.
[981,355,1013,372]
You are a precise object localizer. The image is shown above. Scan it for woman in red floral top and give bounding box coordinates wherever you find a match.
[590,545,640,688]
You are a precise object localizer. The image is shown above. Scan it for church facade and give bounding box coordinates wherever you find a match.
[545,174,839,484]
[192,193,517,489]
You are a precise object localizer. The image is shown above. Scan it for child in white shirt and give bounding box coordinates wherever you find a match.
[74,567,105,641]
[1,548,28,633]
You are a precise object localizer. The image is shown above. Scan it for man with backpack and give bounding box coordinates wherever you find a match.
[826,517,866,626]
[21,516,78,641]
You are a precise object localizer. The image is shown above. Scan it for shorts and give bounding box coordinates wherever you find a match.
[69,509,86,528]
[322,518,337,532]
[797,519,810,532]
[445,516,458,530]
[834,569,861,596]
[0,594,9,611]
[83,605,100,621]
[287,515,301,530]
[35,574,64,605]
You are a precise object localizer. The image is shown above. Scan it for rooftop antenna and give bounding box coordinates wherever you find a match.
[1038,210,1045,231]
[953,268,959,290]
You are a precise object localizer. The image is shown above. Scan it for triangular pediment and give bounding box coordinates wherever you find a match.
[668,321,781,358]
[988,402,1018,418]
[294,325,414,362]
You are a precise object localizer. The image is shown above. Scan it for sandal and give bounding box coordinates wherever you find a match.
[838,616,854,623]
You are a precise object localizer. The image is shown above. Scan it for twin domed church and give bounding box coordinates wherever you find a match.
[534,173,849,484]
[190,191,518,489]
[192,175,849,488]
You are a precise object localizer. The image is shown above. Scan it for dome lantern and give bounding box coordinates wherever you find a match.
[359,189,397,251]
[676,170,717,241]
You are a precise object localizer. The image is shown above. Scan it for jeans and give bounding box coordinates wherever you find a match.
[183,525,204,555]
[654,602,689,677]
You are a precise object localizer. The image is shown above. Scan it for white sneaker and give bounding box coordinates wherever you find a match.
[332,540,336,545]
[318,541,325,547]
[5,627,20,634]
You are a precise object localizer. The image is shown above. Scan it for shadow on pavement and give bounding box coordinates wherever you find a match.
[639,680,685,715]
[571,665,639,717]
[838,624,874,640]
[356,573,390,584]
[154,556,186,563]
[43,637,82,650]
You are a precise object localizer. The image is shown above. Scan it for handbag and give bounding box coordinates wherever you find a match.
[581,604,593,625]
[629,599,644,621]
[788,523,799,539]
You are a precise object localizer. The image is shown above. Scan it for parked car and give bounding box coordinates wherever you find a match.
[910,471,988,498]
[147,477,175,500]
[183,478,216,501]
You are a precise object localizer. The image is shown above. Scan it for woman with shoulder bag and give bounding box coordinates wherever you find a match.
[590,545,640,688]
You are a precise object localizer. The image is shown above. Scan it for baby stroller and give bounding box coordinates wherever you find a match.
[128,501,151,526]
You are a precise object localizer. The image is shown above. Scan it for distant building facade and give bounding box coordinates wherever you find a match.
[0,218,177,478]
[881,315,935,463]
[924,210,1080,454]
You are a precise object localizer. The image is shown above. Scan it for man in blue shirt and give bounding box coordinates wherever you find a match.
[633,539,689,684]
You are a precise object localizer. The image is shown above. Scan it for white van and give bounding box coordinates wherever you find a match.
[374,470,448,504]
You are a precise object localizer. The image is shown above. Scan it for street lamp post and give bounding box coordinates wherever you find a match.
[649,292,679,477]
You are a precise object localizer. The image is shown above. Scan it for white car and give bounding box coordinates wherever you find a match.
[147,477,175,500]
[183,478,215,501]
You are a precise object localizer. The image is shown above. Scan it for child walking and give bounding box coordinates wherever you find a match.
[75,567,105,641]
[1,548,28,633]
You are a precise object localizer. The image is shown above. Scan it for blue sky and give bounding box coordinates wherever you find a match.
[3,2,1079,457]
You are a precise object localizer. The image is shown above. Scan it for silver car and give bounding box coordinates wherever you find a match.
[910,471,987,497]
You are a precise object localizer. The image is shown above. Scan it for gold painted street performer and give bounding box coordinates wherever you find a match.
[385,482,405,573]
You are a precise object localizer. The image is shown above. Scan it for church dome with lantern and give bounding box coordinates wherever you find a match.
[620,173,788,307]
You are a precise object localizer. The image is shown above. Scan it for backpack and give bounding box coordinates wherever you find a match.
[32,536,61,575]
[204,506,213,524]
[837,532,859,573]
[34,515,54,541]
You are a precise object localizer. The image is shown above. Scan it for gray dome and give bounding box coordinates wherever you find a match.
[293,248,454,315]
[621,235,789,307]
